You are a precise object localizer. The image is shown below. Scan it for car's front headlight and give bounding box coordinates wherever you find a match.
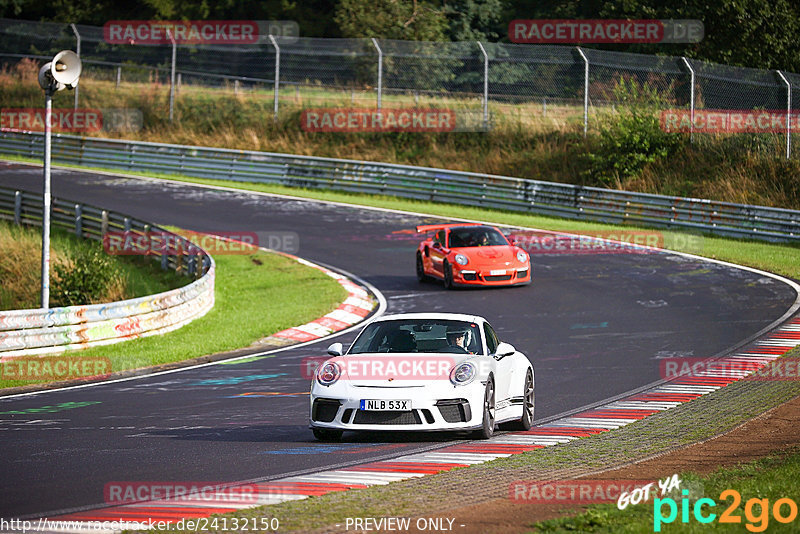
[317,362,341,386]
[450,362,476,385]
[454,254,469,266]
[516,250,528,263]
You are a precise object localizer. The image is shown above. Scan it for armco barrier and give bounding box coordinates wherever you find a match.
[1,131,799,242]
[0,185,215,358]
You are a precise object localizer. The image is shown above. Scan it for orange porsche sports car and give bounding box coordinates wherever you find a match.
[415,224,531,288]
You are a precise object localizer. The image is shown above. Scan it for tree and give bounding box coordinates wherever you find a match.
[334,0,447,40]
[596,0,800,71]
[442,0,507,41]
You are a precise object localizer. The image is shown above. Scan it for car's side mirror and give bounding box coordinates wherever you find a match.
[493,342,516,359]
[327,342,343,356]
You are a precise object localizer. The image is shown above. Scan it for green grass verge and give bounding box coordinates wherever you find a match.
[4,154,795,281]
[0,231,347,389]
[534,448,800,533]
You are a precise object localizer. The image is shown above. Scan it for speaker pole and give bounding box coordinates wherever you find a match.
[41,87,52,309]
[37,50,82,309]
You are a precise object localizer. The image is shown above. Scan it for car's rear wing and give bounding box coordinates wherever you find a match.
[415,223,481,233]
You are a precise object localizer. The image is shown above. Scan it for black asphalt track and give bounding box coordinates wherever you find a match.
[0,162,796,518]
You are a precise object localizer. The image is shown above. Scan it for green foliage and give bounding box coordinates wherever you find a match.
[334,0,447,40]
[535,507,615,532]
[585,78,685,186]
[52,247,125,307]
[443,0,507,41]
[595,0,800,71]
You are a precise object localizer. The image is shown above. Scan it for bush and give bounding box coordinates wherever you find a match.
[52,247,127,307]
[585,78,685,187]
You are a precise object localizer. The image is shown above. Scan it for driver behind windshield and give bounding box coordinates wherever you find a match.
[445,325,472,353]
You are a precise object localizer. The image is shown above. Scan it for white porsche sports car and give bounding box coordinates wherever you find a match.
[309,313,534,441]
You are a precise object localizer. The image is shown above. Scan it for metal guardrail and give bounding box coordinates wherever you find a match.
[1,130,798,243]
[0,183,215,357]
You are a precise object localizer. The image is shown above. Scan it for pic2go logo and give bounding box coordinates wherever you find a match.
[654,489,798,532]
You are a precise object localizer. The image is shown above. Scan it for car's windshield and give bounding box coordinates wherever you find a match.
[349,319,484,355]
[448,227,508,248]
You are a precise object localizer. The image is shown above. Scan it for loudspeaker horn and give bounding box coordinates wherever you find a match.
[51,50,82,88]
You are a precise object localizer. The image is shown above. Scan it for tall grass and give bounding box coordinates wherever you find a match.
[1,60,798,209]
[0,220,186,310]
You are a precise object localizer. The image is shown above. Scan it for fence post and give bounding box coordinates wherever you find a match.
[681,57,695,143]
[576,47,589,138]
[115,66,121,89]
[371,38,383,109]
[777,70,791,159]
[167,30,176,122]
[70,23,80,111]
[268,35,280,121]
[476,41,489,130]
[14,191,22,224]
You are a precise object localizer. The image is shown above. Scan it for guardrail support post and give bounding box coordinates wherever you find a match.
[75,204,82,237]
[14,191,22,224]
[269,35,280,121]
[70,23,80,111]
[576,47,589,138]
[681,57,695,143]
[777,70,791,159]
[166,30,177,122]
[372,38,383,109]
[476,41,489,130]
[101,210,108,239]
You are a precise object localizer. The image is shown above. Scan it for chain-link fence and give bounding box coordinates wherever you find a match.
[1,17,798,156]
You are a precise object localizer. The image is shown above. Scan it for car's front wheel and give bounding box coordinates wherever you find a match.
[312,428,343,441]
[416,253,429,282]
[504,369,534,431]
[474,379,495,439]
[443,260,454,290]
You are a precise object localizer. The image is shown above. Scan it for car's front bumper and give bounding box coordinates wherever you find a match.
[310,381,486,432]
[451,265,531,287]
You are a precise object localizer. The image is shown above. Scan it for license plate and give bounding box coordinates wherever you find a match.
[360,399,411,411]
[490,269,506,275]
